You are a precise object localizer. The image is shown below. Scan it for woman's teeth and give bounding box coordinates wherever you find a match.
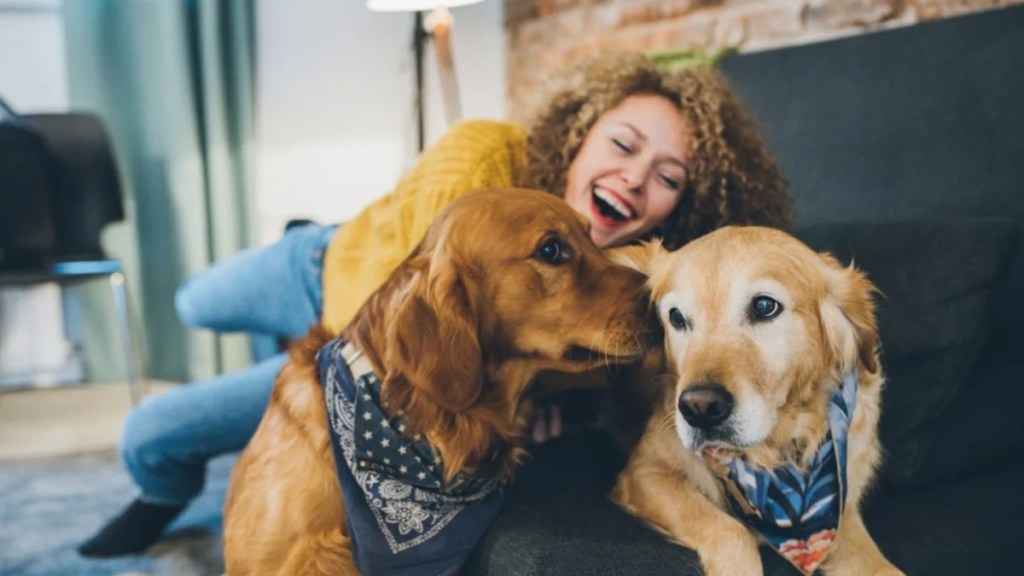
[592,187,634,220]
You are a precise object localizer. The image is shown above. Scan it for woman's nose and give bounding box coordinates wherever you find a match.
[619,163,646,191]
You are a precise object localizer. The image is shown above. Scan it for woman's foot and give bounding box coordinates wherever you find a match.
[77,498,185,557]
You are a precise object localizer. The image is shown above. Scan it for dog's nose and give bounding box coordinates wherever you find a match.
[677,384,734,430]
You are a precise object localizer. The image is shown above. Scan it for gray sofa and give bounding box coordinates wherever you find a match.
[467,6,1024,575]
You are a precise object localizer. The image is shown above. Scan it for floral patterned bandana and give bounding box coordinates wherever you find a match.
[702,371,857,575]
[317,338,504,576]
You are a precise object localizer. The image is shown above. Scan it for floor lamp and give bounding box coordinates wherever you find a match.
[366,0,484,151]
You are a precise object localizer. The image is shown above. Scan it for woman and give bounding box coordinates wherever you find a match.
[79,51,790,557]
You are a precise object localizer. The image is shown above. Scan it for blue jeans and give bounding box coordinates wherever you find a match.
[121,223,337,504]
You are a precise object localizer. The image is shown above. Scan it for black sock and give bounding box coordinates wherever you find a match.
[77,497,186,558]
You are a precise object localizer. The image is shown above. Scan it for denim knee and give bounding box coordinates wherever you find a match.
[173,279,204,328]
[120,400,204,504]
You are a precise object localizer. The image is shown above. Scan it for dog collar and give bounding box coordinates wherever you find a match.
[317,338,504,576]
[702,370,857,575]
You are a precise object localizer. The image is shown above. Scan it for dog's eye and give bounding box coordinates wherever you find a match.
[668,307,688,330]
[535,238,569,265]
[750,296,783,321]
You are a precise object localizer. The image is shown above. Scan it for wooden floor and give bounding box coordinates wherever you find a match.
[0,381,174,461]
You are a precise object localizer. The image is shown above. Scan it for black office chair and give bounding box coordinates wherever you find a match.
[0,104,146,404]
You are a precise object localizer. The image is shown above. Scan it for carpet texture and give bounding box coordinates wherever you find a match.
[0,451,232,576]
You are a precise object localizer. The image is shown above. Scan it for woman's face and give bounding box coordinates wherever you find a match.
[565,94,691,248]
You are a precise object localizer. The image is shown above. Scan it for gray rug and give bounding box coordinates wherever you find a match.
[0,451,233,576]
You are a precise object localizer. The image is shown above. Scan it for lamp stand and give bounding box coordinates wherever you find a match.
[412,7,462,152]
[413,11,427,152]
[425,7,461,127]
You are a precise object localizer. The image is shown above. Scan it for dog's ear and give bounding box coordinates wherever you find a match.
[385,244,483,412]
[818,252,881,376]
[608,240,666,275]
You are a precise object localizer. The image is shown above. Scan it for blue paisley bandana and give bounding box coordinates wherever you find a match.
[702,371,857,575]
[317,338,504,576]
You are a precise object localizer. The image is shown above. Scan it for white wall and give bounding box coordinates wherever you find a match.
[0,0,67,112]
[254,0,506,244]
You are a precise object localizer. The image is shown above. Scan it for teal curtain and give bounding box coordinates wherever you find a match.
[61,0,256,382]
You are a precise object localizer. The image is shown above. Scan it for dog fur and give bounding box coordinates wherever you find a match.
[611,226,904,576]
[222,188,649,575]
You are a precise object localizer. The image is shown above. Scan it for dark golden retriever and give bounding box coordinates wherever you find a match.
[223,188,649,575]
[612,226,904,576]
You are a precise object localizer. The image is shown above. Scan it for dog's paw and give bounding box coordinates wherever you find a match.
[700,532,762,576]
[825,559,905,576]
[702,555,762,576]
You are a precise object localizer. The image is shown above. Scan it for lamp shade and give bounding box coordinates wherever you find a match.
[366,0,482,11]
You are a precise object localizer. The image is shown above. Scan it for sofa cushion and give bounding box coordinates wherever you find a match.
[720,5,1024,335]
[913,340,1024,486]
[466,431,799,576]
[860,463,1024,575]
[795,219,1019,489]
[467,431,1024,575]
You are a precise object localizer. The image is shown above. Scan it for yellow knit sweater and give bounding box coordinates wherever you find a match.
[321,120,529,332]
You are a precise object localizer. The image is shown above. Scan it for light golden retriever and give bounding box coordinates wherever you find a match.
[612,226,904,576]
[223,188,649,575]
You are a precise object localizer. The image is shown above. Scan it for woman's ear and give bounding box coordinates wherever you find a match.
[384,245,483,412]
[817,252,881,376]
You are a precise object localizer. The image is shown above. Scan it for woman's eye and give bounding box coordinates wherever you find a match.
[612,138,632,154]
[750,296,783,321]
[535,238,568,265]
[659,174,682,191]
[668,307,688,330]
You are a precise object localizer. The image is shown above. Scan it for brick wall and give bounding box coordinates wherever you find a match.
[504,0,1023,120]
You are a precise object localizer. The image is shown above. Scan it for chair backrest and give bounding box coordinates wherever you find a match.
[0,99,57,270]
[24,113,125,262]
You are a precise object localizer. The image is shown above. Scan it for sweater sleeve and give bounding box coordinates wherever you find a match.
[320,120,528,333]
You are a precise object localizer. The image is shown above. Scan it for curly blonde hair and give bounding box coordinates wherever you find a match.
[525,51,791,250]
